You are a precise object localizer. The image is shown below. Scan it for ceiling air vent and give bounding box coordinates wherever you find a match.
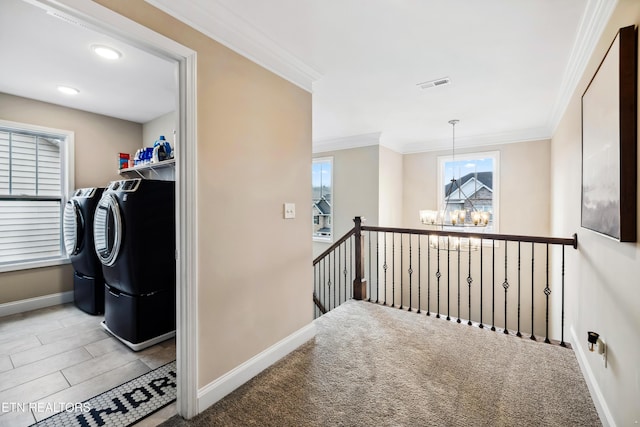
[417,77,451,90]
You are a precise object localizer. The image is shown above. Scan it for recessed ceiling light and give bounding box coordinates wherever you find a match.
[91,44,122,60]
[57,86,80,95]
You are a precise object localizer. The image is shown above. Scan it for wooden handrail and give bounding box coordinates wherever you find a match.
[313,227,356,265]
[361,225,578,249]
[313,292,327,314]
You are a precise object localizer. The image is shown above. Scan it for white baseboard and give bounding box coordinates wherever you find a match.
[197,322,317,413]
[0,291,74,318]
[570,326,615,427]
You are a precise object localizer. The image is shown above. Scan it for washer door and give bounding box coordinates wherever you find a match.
[63,200,83,256]
[93,194,123,266]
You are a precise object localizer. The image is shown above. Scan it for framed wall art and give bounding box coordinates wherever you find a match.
[581,25,638,242]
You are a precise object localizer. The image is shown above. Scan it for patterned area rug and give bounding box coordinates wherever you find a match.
[32,361,176,427]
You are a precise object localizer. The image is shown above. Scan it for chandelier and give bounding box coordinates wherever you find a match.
[419,120,491,250]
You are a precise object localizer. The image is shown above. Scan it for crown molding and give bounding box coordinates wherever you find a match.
[313,132,382,154]
[547,0,618,134]
[145,0,322,92]
[399,126,551,154]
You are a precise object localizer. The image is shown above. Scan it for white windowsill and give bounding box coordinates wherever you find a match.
[0,257,71,273]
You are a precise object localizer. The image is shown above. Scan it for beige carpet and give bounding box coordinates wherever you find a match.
[162,300,600,426]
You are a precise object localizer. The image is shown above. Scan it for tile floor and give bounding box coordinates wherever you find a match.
[0,303,176,426]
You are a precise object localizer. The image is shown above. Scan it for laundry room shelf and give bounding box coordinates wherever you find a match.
[118,158,175,180]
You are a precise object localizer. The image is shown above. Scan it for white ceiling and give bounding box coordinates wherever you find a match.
[1,0,615,152]
[0,0,176,124]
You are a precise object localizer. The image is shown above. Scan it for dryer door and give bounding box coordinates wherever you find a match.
[93,194,123,266]
[63,200,83,256]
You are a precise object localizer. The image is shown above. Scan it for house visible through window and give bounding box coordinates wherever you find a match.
[312,157,333,241]
[438,151,499,233]
[0,121,73,270]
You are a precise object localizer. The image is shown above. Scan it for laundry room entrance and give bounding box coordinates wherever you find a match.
[0,0,195,425]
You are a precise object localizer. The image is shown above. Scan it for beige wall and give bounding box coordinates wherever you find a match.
[313,145,379,258]
[379,146,403,227]
[143,111,176,148]
[551,1,640,424]
[0,93,142,304]
[402,139,551,236]
[90,0,313,391]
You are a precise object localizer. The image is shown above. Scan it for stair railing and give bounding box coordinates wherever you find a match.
[313,217,578,346]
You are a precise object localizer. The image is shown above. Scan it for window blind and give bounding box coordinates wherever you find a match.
[0,130,64,264]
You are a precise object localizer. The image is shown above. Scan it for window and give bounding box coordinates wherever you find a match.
[0,120,74,271]
[312,157,333,241]
[438,151,499,233]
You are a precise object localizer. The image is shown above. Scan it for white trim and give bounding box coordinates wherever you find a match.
[145,0,321,92]
[0,257,70,274]
[197,322,317,412]
[0,291,73,318]
[176,50,199,419]
[313,132,381,154]
[547,0,618,134]
[570,326,614,427]
[30,0,200,419]
[399,127,550,155]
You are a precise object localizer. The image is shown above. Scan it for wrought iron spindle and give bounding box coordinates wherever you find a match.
[338,244,341,306]
[479,238,484,329]
[530,242,536,341]
[349,236,353,299]
[417,236,421,314]
[383,232,388,305]
[408,235,413,311]
[368,231,372,302]
[392,233,396,307]
[517,241,522,337]
[544,243,551,344]
[334,250,337,309]
[427,235,432,316]
[344,241,349,304]
[457,242,461,323]
[560,246,566,347]
[467,242,472,326]
[400,233,404,309]
[376,232,380,303]
[327,256,332,311]
[503,240,509,334]
[447,237,451,321]
[436,237,441,318]
[491,240,496,331]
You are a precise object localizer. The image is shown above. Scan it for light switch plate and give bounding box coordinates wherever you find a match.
[284,203,295,219]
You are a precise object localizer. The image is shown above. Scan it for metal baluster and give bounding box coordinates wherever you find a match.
[383,233,388,305]
[560,246,566,347]
[376,232,380,304]
[427,236,432,316]
[479,238,484,328]
[334,250,337,309]
[392,233,396,308]
[417,236,422,314]
[544,243,551,344]
[349,236,353,299]
[491,240,496,331]
[328,255,332,311]
[408,235,413,311]
[530,242,536,341]
[338,244,341,305]
[517,241,522,337]
[467,242,472,326]
[457,241,461,323]
[503,240,510,334]
[447,237,451,321]
[344,241,348,303]
[436,237,441,318]
[368,231,372,302]
[400,233,404,309]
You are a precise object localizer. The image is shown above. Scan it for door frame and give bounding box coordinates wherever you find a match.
[28,0,199,418]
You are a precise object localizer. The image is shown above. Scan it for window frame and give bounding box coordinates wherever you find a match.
[0,119,74,272]
[312,156,334,243]
[437,150,500,234]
